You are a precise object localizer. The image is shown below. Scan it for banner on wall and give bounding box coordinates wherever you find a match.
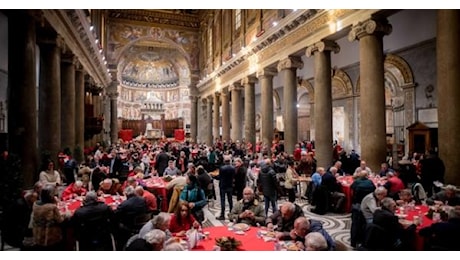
[174,129,185,142]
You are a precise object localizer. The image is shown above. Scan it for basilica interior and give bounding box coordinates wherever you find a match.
[1,9,459,188]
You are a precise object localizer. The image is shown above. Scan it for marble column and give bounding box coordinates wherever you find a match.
[198,98,208,144]
[74,63,85,161]
[108,82,119,145]
[306,40,340,168]
[92,92,100,145]
[7,10,38,187]
[38,32,62,163]
[349,19,392,172]
[189,95,198,143]
[257,68,277,154]
[437,10,460,185]
[242,76,257,151]
[230,83,243,142]
[221,88,231,143]
[206,96,214,146]
[213,92,221,143]
[277,56,303,154]
[61,53,76,155]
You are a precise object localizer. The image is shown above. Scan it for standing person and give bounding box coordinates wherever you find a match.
[284,160,298,203]
[154,148,170,177]
[420,150,445,197]
[234,158,247,201]
[258,158,279,216]
[216,155,235,220]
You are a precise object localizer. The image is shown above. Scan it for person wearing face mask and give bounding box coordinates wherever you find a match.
[228,187,266,226]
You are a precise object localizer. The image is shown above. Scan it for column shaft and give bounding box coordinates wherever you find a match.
[306,40,339,168]
[38,33,62,163]
[221,89,230,143]
[213,93,220,143]
[437,10,460,185]
[61,54,76,154]
[230,84,243,142]
[7,11,38,187]
[206,97,213,145]
[349,19,392,172]
[258,68,277,155]
[74,67,85,161]
[278,57,303,154]
[190,96,198,143]
[243,77,256,151]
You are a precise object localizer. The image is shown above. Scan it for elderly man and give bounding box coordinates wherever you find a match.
[228,187,265,226]
[97,178,123,196]
[354,160,372,176]
[61,180,87,201]
[266,202,304,239]
[285,216,335,250]
[427,184,460,206]
[304,232,329,251]
[126,229,166,251]
[134,186,157,212]
[361,186,388,223]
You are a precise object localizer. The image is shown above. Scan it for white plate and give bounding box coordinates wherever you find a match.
[233,223,250,231]
[234,230,245,235]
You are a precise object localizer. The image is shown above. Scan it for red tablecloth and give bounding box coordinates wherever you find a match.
[337,176,387,213]
[144,177,169,212]
[192,226,276,251]
[396,205,433,250]
[58,195,125,215]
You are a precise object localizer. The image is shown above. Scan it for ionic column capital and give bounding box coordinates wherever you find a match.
[306,40,340,57]
[241,76,258,86]
[348,19,392,42]
[277,56,304,72]
[257,67,278,79]
[61,52,77,65]
[229,82,243,92]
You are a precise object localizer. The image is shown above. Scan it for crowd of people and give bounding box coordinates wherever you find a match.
[1,137,459,251]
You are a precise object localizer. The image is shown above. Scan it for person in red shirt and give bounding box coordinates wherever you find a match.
[169,201,200,237]
[384,171,405,200]
[293,144,302,162]
[134,186,158,212]
[61,180,87,201]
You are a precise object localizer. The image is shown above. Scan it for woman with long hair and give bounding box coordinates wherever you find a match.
[169,201,200,236]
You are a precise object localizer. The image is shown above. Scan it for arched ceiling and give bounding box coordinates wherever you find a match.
[118,41,189,88]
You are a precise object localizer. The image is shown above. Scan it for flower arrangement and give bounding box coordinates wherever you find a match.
[215,236,242,251]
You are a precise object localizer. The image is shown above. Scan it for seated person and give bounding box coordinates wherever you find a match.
[163,160,182,176]
[163,239,186,251]
[134,186,157,212]
[419,207,460,250]
[396,189,416,206]
[2,190,38,249]
[304,232,329,251]
[61,180,87,201]
[286,216,335,251]
[125,229,166,251]
[97,178,123,196]
[426,185,460,206]
[372,197,416,250]
[138,212,172,241]
[169,201,200,237]
[116,186,147,225]
[228,187,266,226]
[378,162,394,177]
[361,186,387,223]
[179,174,207,223]
[266,202,304,239]
[384,171,405,200]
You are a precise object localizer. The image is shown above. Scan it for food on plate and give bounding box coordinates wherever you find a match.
[233,223,250,231]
